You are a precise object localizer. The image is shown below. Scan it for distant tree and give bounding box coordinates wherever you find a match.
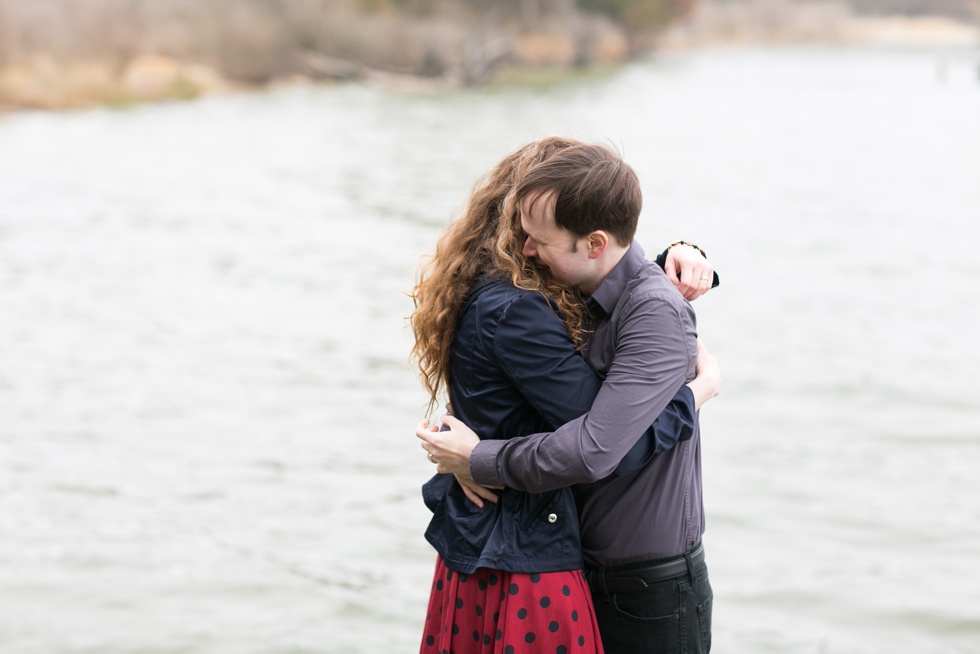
[576,0,696,30]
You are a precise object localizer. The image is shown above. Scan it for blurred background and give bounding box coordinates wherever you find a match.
[1,1,979,652]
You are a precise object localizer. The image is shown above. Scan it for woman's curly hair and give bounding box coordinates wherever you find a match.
[409,137,590,413]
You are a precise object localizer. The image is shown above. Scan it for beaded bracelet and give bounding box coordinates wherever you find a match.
[668,240,706,257]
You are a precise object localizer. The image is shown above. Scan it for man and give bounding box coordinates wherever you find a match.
[418,142,718,653]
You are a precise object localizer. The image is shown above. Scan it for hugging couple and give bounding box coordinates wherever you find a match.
[411,137,721,653]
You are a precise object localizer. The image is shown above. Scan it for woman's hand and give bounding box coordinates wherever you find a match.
[686,339,722,410]
[417,415,501,508]
[664,244,714,301]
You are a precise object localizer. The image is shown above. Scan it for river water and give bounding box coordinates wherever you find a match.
[1,46,979,653]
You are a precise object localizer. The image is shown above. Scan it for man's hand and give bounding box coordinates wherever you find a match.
[417,415,500,508]
[664,244,714,301]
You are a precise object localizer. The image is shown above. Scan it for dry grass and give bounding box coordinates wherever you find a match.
[0,0,642,108]
[0,0,471,82]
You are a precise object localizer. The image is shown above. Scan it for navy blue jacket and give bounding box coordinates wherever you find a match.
[422,270,696,574]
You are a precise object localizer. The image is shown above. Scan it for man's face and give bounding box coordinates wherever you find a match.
[520,190,591,290]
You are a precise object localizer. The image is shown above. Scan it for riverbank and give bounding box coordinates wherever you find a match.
[658,1,980,49]
[0,23,631,112]
[1,4,976,112]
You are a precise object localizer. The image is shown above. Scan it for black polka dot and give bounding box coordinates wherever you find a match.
[505,647,515,654]
[478,579,487,591]
[436,580,443,591]
[557,646,568,654]
[530,573,541,583]
[483,634,491,645]
[488,574,498,586]
[562,585,571,596]
[426,635,434,646]
[578,635,585,646]
[539,596,551,608]
[452,624,459,635]
[475,605,483,617]
[517,608,527,620]
[548,621,559,633]
[496,629,503,640]
[472,630,480,641]
[493,611,500,622]
[525,632,536,644]
[459,573,468,583]
[508,583,520,596]
[446,570,453,580]
[571,610,578,622]
[455,598,464,609]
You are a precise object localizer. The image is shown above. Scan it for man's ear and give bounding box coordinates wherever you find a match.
[586,231,609,259]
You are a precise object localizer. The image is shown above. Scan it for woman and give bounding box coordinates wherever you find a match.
[410,137,720,653]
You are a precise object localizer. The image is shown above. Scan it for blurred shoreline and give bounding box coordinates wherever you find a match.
[660,1,980,50]
[0,1,977,113]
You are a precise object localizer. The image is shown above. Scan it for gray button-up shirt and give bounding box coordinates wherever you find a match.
[470,243,703,567]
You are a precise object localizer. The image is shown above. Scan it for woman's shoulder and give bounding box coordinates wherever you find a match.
[468,279,556,323]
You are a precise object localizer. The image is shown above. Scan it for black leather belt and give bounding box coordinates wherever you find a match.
[585,543,705,594]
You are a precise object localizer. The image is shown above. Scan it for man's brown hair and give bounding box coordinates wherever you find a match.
[515,143,642,247]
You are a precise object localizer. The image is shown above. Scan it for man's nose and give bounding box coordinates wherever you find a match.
[522,237,536,257]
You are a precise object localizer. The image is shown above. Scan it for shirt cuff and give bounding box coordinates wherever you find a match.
[470,439,506,487]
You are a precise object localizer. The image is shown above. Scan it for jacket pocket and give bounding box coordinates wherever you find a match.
[518,490,561,535]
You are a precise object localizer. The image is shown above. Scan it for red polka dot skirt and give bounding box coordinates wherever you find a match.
[420,555,604,654]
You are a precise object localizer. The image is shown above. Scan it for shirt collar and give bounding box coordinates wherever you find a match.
[588,241,645,315]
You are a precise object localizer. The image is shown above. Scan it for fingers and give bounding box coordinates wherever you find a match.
[456,477,500,508]
[678,265,711,301]
[416,424,434,443]
[677,259,713,301]
[664,258,678,287]
[665,244,714,300]
[459,484,485,509]
[683,275,710,301]
[677,264,695,298]
[416,419,438,438]
[416,419,441,443]
[468,483,499,505]
[696,267,714,297]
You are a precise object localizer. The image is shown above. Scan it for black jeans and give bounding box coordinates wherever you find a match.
[590,560,712,654]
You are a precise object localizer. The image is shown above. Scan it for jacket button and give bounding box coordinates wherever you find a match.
[547,513,558,523]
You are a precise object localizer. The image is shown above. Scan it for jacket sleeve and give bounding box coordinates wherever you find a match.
[490,291,693,476]
[473,293,696,492]
[489,291,602,426]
